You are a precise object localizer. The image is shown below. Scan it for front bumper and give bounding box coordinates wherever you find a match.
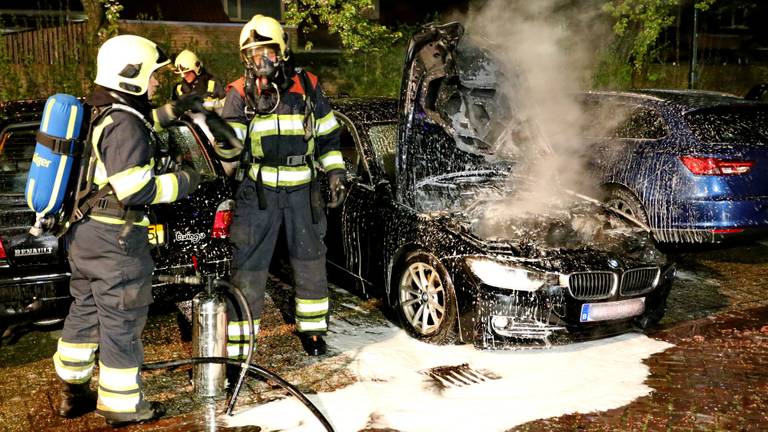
[458,265,675,350]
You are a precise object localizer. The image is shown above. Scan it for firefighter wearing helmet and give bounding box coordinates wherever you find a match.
[172,49,226,113]
[217,15,347,362]
[52,34,201,427]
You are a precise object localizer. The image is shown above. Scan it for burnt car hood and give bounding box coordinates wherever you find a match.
[414,170,662,266]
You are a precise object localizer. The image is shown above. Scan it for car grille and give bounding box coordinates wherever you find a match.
[566,272,617,300]
[620,267,660,296]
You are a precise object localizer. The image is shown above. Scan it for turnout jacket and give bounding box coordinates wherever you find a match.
[86,88,196,225]
[218,71,345,188]
[171,68,226,111]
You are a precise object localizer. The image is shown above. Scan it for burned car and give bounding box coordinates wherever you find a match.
[325,23,674,349]
[0,99,234,334]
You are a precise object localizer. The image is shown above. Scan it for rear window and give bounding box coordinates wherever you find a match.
[0,125,36,194]
[582,101,667,140]
[685,107,768,143]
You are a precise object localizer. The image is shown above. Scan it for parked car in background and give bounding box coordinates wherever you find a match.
[324,23,674,349]
[581,89,768,243]
[0,100,234,338]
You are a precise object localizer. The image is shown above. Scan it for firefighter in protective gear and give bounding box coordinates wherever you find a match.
[171,49,226,112]
[52,34,201,427]
[217,15,346,360]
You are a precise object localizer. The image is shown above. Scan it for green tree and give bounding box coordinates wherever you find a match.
[283,0,401,52]
[602,0,715,71]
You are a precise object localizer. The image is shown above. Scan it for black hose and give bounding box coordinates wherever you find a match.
[143,357,334,432]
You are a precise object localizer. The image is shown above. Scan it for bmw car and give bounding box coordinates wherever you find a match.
[581,90,768,243]
[325,23,675,349]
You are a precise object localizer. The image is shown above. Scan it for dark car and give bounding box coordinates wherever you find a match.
[581,90,768,243]
[324,23,674,349]
[0,100,235,334]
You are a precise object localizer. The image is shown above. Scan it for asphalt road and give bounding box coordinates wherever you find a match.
[0,240,766,431]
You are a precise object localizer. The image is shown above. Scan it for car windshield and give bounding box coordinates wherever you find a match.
[685,106,768,144]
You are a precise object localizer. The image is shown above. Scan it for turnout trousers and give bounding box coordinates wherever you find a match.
[227,178,329,359]
[53,217,154,414]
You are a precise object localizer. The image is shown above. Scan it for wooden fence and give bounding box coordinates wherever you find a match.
[1,22,89,65]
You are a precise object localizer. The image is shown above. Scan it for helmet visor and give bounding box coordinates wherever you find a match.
[242,45,280,77]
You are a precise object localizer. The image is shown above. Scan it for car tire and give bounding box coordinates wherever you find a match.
[394,251,458,344]
[605,187,649,225]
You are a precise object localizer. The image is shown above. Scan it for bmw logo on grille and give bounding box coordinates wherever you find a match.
[608,259,620,269]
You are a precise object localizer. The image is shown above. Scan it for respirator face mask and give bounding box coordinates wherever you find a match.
[242,45,283,115]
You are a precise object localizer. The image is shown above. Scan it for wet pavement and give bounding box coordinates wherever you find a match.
[0,241,767,431]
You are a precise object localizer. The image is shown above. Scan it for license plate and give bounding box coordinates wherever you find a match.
[148,224,165,245]
[580,297,645,323]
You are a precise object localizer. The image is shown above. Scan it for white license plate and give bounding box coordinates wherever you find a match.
[580,297,645,323]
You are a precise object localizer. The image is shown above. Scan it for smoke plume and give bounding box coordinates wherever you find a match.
[465,0,615,225]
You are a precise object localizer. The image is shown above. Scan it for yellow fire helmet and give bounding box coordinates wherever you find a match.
[239,14,287,61]
[94,34,170,96]
[174,49,201,75]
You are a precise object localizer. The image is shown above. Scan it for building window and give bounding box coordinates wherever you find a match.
[221,0,281,21]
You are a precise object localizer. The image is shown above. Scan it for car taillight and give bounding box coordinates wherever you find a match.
[0,238,6,259]
[211,199,235,239]
[680,156,754,175]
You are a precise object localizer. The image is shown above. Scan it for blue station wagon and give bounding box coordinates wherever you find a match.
[582,90,768,243]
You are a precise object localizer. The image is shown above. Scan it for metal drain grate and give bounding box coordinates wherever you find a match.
[421,363,498,388]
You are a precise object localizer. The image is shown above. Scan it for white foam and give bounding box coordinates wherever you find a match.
[225,321,671,432]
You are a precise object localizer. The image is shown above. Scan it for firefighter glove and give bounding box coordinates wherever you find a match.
[179,160,201,191]
[204,112,242,151]
[171,94,205,117]
[327,171,346,209]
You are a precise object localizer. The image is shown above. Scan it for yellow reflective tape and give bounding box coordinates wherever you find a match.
[109,164,153,200]
[90,214,151,226]
[26,178,35,211]
[41,99,53,132]
[207,80,215,93]
[40,154,68,215]
[58,339,99,350]
[65,104,79,139]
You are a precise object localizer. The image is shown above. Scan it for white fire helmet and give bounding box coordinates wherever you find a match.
[174,49,201,75]
[94,35,170,96]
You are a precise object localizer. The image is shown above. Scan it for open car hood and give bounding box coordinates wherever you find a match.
[396,22,543,207]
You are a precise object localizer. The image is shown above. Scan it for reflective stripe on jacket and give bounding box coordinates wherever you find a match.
[87,108,194,225]
[219,71,344,188]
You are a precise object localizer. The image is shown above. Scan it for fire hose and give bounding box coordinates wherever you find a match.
[147,274,334,432]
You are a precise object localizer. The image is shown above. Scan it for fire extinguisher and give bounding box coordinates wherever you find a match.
[192,274,228,398]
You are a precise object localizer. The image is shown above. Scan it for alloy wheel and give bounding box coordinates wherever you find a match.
[399,261,446,336]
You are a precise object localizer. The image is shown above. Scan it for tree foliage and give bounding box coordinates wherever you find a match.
[283,0,401,52]
[602,0,715,71]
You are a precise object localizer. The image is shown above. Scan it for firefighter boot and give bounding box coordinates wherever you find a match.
[58,380,97,418]
[98,400,166,427]
[299,334,327,356]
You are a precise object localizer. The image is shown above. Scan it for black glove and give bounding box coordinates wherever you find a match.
[204,112,241,148]
[171,94,204,117]
[327,171,347,209]
[179,160,201,192]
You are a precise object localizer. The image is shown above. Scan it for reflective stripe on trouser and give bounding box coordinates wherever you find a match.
[53,339,98,384]
[228,182,329,335]
[226,319,261,360]
[97,361,141,413]
[295,296,329,333]
[61,217,153,413]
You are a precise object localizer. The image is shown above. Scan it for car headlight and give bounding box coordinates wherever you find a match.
[466,257,546,291]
